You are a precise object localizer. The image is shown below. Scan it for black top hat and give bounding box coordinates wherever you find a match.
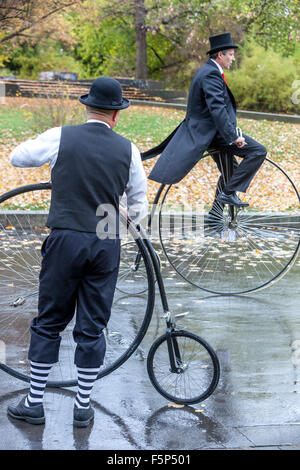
[79,77,130,110]
[206,32,239,55]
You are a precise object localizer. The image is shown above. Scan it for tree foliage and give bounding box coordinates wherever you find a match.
[228,0,299,55]
[0,0,299,87]
[67,0,244,83]
[0,0,82,74]
[0,0,81,44]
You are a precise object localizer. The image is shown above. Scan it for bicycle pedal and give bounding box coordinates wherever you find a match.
[175,311,190,318]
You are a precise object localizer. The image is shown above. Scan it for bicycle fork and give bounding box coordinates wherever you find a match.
[228,205,241,228]
[131,250,143,272]
[137,223,188,374]
[165,315,187,374]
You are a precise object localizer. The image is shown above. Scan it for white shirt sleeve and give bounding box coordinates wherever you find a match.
[9,127,61,169]
[10,126,148,223]
[121,143,148,224]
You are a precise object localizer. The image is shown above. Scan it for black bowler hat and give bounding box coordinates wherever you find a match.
[79,77,130,110]
[206,32,239,55]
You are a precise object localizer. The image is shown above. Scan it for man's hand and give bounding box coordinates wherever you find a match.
[234,136,247,148]
[119,204,128,219]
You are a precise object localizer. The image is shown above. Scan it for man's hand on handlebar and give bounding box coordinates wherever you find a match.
[234,136,247,148]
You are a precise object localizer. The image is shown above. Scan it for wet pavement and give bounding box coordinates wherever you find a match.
[0,244,299,451]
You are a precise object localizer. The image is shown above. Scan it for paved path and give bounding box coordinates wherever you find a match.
[0,254,299,451]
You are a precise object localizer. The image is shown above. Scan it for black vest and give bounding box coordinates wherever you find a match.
[47,122,131,233]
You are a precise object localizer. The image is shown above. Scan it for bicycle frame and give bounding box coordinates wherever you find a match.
[135,222,170,316]
[135,222,186,375]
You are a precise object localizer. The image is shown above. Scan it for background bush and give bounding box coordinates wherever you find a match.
[4,44,83,80]
[227,43,300,114]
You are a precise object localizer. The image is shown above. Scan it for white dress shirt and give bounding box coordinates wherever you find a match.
[210,58,223,75]
[10,120,148,223]
[209,59,236,145]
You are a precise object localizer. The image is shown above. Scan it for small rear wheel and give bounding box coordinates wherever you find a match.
[147,330,220,404]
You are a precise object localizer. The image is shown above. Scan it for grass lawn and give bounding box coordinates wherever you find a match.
[0,97,299,206]
[0,107,35,136]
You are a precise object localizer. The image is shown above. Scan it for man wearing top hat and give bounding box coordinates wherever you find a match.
[147,32,267,208]
[7,77,148,427]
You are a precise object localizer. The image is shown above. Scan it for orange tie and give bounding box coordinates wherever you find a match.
[222,72,228,86]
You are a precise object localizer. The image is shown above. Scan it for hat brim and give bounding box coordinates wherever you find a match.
[79,94,131,110]
[206,44,239,55]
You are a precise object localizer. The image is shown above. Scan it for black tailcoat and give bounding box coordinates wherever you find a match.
[147,59,239,184]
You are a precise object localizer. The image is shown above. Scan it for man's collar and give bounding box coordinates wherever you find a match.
[209,58,223,75]
[86,119,110,129]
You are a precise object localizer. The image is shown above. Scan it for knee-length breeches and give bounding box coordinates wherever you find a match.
[28,229,120,368]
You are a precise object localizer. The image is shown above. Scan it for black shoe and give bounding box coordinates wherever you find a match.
[7,397,45,425]
[217,191,249,208]
[73,405,94,428]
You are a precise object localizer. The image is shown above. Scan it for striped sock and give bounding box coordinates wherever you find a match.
[25,361,53,407]
[75,367,100,409]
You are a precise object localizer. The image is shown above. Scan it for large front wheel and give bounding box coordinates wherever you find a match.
[158,155,300,295]
[0,183,155,387]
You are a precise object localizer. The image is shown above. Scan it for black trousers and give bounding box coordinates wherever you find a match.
[28,229,120,368]
[211,133,267,193]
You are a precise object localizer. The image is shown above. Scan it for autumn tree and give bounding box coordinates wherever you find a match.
[135,0,148,78]
[69,0,241,81]
[84,0,247,81]
[1,0,298,84]
[228,0,300,55]
[0,0,84,75]
[86,0,149,78]
[0,0,81,45]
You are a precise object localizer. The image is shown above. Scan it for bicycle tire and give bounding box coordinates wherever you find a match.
[158,155,300,295]
[116,240,149,295]
[116,237,161,296]
[147,330,220,404]
[0,183,155,387]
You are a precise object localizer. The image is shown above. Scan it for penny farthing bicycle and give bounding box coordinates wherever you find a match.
[0,183,220,405]
[134,140,300,296]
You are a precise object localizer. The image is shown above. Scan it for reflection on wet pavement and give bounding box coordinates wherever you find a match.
[1,254,300,450]
[0,204,299,450]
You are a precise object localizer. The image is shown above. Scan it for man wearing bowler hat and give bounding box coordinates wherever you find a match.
[7,77,148,427]
[147,32,267,209]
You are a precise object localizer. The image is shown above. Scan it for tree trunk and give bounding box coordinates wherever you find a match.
[134,0,147,79]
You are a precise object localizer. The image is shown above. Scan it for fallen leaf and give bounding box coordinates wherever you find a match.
[167,403,185,408]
